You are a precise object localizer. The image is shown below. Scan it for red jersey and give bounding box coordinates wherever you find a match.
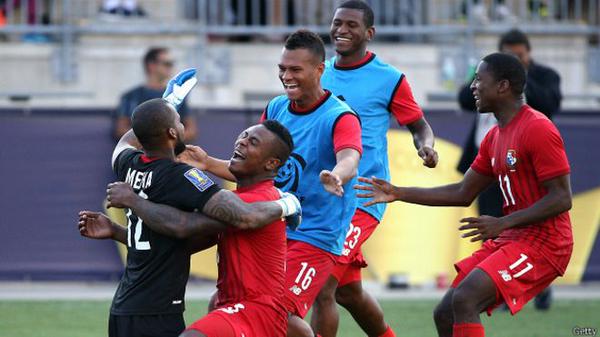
[471,104,573,274]
[215,180,287,310]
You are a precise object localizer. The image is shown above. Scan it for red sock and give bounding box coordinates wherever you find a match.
[453,323,484,337]
[377,325,396,337]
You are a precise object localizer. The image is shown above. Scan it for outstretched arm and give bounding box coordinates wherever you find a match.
[78,211,127,244]
[406,117,438,168]
[112,129,142,168]
[459,175,572,242]
[107,182,300,231]
[355,168,495,207]
[320,148,361,197]
[106,182,227,239]
[178,145,236,182]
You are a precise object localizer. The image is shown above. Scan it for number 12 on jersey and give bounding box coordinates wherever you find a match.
[126,190,151,250]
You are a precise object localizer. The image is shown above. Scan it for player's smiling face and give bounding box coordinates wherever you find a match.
[470,61,498,113]
[330,8,373,57]
[278,48,324,102]
[229,125,277,179]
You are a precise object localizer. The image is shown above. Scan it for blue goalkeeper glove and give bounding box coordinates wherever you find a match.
[163,68,198,108]
[275,189,302,231]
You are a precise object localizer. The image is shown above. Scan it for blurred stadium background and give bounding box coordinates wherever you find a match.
[1,0,600,336]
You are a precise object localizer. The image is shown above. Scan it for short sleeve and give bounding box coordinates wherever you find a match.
[164,165,222,212]
[333,113,362,155]
[470,130,494,177]
[389,76,424,126]
[113,148,141,178]
[524,120,570,181]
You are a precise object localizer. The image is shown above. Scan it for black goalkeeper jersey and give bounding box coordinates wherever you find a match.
[111,148,220,315]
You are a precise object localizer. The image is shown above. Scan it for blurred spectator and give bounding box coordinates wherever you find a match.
[457,28,561,310]
[113,47,197,142]
[461,0,517,24]
[100,0,145,17]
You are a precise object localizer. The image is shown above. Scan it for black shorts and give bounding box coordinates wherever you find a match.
[109,313,185,337]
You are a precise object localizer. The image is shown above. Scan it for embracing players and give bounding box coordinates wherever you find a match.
[356,53,573,337]
[79,70,301,337]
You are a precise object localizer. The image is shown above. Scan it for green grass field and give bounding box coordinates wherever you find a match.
[1,299,598,337]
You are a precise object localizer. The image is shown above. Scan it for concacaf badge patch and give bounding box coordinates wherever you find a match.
[506,149,517,171]
[184,168,214,192]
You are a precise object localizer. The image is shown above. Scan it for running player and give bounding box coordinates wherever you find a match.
[99,120,295,337]
[181,30,362,337]
[355,53,573,337]
[78,79,300,337]
[312,2,438,336]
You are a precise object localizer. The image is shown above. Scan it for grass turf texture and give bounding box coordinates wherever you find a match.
[1,299,598,336]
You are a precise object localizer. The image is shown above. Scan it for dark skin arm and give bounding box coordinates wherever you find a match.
[78,211,127,244]
[460,174,572,241]
[405,117,438,168]
[106,182,227,239]
[185,234,219,254]
[355,168,495,207]
[107,182,287,231]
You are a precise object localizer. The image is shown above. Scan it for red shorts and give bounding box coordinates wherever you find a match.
[187,300,286,337]
[452,240,560,315]
[331,210,379,286]
[282,240,336,318]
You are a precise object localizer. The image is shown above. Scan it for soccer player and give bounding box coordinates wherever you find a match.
[94,120,295,337]
[310,2,437,337]
[355,53,573,337]
[181,30,362,337]
[79,84,300,337]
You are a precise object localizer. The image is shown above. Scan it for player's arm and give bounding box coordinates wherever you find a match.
[356,168,495,207]
[391,76,438,168]
[320,113,362,196]
[78,211,127,244]
[459,175,572,242]
[406,117,438,168]
[107,182,300,231]
[111,129,142,169]
[106,182,227,239]
[178,145,236,182]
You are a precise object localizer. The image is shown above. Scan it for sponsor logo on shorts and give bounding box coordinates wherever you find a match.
[290,285,302,296]
[218,303,245,314]
[498,270,512,282]
[172,299,182,305]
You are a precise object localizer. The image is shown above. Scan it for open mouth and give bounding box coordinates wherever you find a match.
[283,83,299,90]
[232,149,246,160]
[335,36,352,43]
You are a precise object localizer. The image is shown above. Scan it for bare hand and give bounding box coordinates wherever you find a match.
[78,211,114,240]
[106,182,137,208]
[354,176,398,207]
[178,145,209,170]
[320,170,343,196]
[418,145,438,168]
[459,215,507,242]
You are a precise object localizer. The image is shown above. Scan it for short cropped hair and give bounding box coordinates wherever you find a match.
[482,52,527,96]
[337,0,374,27]
[143,47,169,73]
[131,98,175,148]
[284,30,326,63]
[498,29,531,51]
[262,119,294,164]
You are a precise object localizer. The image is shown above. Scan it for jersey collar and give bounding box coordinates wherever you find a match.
[289,90,332,115]
[333,51,375,70]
